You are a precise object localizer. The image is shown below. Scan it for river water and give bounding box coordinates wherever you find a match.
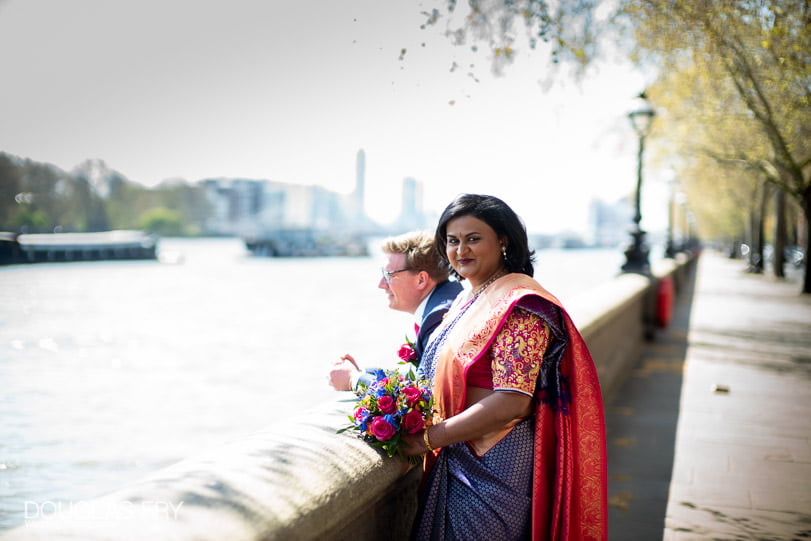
[0,237,630,532]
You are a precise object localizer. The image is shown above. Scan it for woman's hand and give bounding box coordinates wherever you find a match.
[401,430,429,457]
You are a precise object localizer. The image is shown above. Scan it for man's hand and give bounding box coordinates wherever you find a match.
[340,353,360,371]
[328,356,361,391]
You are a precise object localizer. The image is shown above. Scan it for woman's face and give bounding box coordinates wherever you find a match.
[445,214,505,289]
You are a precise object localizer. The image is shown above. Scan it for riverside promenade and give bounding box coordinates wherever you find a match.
[607,251,811,540]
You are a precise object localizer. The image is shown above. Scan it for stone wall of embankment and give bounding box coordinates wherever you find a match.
[2,254,698,541]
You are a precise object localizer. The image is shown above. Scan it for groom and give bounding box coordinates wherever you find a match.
[329,230,462,391]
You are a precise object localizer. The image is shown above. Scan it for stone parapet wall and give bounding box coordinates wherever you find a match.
[2,254,698,541]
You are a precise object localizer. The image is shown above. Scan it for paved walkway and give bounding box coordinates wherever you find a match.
[607,251,811,540]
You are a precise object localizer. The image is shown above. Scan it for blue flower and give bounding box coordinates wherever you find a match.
[383,413,399,430]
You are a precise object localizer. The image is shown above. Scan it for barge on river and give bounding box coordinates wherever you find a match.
[0,230,158,264]
[243,229,368,257]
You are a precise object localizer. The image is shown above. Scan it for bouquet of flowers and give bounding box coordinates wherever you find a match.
[339,367,433,465]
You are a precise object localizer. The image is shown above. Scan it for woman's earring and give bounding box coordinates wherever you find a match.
[501,245,508,261]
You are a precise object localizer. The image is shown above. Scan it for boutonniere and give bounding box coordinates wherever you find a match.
[397,335,418,366]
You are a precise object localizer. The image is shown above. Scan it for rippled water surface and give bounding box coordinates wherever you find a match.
[0,237,627,531]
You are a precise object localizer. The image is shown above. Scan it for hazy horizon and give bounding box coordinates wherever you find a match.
[0,0,669,234]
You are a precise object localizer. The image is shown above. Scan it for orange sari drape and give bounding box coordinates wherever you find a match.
[429,273,608,540]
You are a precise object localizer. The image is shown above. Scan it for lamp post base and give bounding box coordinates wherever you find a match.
[665,238,677,259]
[622,229,651,274]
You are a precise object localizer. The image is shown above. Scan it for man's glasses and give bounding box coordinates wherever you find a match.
[381,267,413,283]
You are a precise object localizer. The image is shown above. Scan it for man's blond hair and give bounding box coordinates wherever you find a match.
[381,230,450,283]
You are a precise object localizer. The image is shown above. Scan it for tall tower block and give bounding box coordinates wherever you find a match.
[396,177,425,230]
[354,149,366,220]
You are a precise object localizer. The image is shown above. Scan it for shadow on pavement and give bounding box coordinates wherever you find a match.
[606,265,697,541]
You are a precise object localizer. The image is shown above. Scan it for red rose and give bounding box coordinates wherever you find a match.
[401,409,425,434]
[377,395,396,414]
[398,343,416,363]
[370,417,397,441]
[402,386,422,407]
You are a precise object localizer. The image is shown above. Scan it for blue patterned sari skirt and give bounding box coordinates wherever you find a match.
[412,418,534,540]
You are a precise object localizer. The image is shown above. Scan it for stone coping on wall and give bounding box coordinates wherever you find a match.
[2,400,415,541]
[3,256,694,540]
[567,271,650,337]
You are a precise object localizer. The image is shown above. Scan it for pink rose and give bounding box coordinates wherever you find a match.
[370,417,397,441]
[398,344,416,363]
[402,386,422,407]
[401,409,425,434]
[377,395,396,414]
[354,408,369,423]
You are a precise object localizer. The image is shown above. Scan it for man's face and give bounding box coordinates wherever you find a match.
[379,252,424,314]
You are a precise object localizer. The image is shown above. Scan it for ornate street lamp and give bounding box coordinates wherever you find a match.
[621,92,656,274]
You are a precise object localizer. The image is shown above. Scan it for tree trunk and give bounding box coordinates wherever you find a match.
[774,187,786,278]
[748,183,767,273]
[803,192,811,294]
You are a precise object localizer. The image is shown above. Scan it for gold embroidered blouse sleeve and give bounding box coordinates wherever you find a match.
[490,307,550,396]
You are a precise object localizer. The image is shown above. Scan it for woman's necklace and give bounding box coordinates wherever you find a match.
[471,268,507,297]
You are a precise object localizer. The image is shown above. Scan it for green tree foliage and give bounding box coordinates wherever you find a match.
[19,161,65,232]
[150,181,212,236]
[647,64,766,248]
[139,207,183,236]
[0,152,212,237]
[0,153,114,232]
[0,153,23,229]
[61,174,110,232]
[424,1,810,290]
[419,0,601,75]
[615,0,811,291]
[14,208,49,232]
[104,180,150,230]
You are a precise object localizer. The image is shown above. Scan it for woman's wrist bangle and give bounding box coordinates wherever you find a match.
[423,428,434,452]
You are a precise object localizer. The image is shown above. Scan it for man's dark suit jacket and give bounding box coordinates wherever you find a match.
[413,280,464,361]
[357,279,463,388]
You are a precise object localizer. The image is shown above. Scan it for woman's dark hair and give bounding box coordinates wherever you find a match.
[435,193,535,279]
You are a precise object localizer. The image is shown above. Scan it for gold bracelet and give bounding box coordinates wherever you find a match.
[423,428,434,452]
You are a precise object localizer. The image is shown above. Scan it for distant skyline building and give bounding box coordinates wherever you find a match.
[396,177,426,231]
[587,196,633,248]
[201,178,349,237]
[353,149,366,227]
[201,148,386,238]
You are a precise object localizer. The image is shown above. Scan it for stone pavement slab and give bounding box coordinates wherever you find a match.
[607,252,811,541]
[664,253,811,541]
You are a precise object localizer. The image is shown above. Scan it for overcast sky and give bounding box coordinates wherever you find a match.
[0,0,668,234]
